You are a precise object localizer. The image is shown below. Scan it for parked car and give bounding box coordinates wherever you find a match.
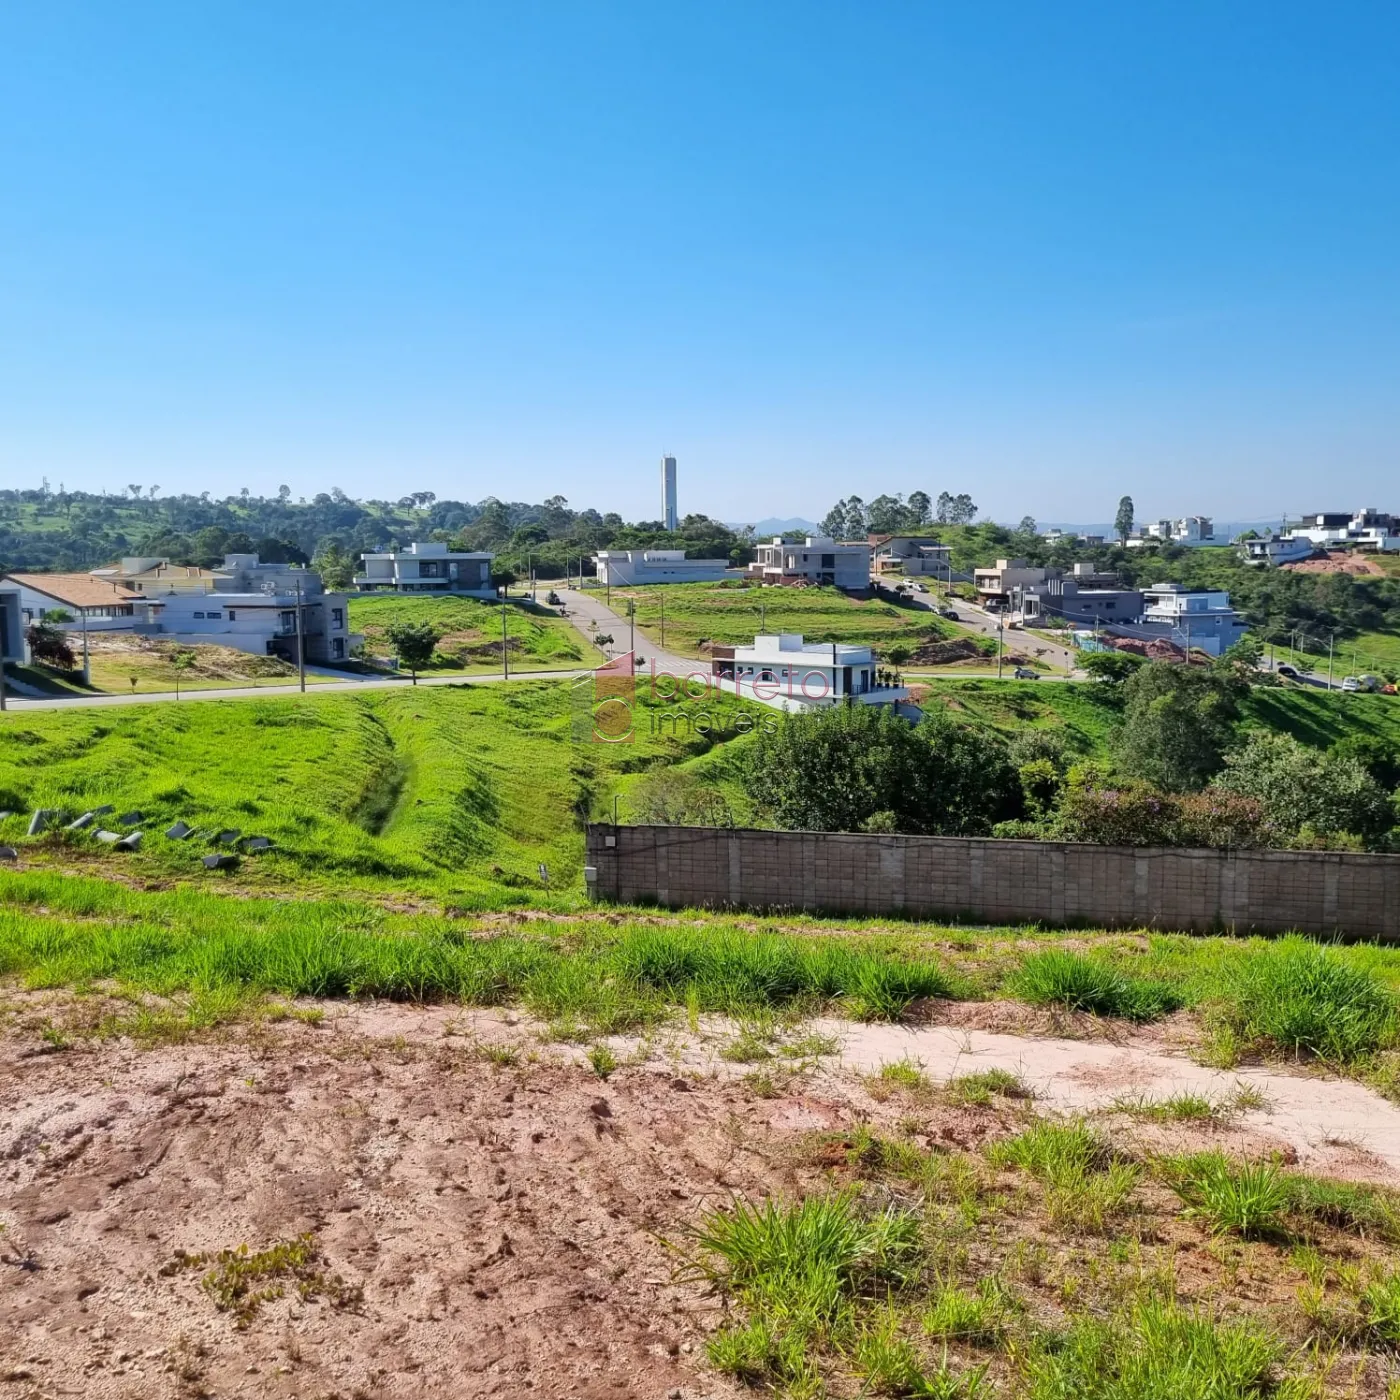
[912,582,928,593]
[1341,676,1362,692]
[1277,664,1299,679]
[1013,667,1039,680]
[940,608,960,621]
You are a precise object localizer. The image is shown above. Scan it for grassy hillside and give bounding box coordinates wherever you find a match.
[349,593,602,674]
[0,680,754,903]
[605,582,957,658]
[915,677,1400,760]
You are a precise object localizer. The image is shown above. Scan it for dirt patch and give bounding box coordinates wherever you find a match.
[1283,552,1387,576]
[6,998,1400,1396]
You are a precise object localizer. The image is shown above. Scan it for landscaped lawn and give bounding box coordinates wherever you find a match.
[601,582,957,658]
[349,593,603,674]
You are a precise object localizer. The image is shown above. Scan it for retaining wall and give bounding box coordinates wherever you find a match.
[584,824,1400,938]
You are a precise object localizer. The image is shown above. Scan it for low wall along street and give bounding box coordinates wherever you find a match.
[584,824,1400,939]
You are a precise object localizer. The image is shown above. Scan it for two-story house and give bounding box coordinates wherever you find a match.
[356,542,496,596]
[747,537,872,591]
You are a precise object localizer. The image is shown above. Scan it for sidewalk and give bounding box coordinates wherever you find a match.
[555,587,703,678]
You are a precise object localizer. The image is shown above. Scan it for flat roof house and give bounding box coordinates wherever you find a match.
[710,633,908,712]
[1286,508,1400,553]
[748,537,872,591]
[973,559,1059,605]
[592,550,731,586]
[152,554,356,665]
[1128,583,1249,657]
[1016,579,1144,627]
[356,542,496,596]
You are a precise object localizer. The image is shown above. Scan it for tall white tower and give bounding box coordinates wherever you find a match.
[661,455,678,531]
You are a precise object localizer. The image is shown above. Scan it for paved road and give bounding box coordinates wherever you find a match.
[0,665,589,712]
[555,587,704,678]
[900,591,1083,676]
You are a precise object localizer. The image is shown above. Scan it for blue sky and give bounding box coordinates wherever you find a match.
[1,2,1397,525]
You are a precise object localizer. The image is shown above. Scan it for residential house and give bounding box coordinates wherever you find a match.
[710,633,907,712]
[973,558,1059,606]
[0,572,148,633]
[1285,509,1400,553]
[1015,579,1144,627]
[592,549,731,586]
[1240,533,1317,567]
[149,554,356,664]
[1127,516,1228,548]
[89,557,219,595]
[0,587,26,665]
[355,542,496,595]
[748,537,872,591]
[868,535,952,579]
[1129,583,1249,656]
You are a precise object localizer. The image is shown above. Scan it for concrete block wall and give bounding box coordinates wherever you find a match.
[584,824,1400,939]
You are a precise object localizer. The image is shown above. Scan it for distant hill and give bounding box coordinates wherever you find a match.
[732,517,822,536]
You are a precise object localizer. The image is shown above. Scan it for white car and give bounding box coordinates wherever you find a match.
[1340,676,1361,692]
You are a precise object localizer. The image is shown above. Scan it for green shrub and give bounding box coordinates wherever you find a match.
[1168,1152,1289,1239]
[1010,950,1180,1021]
[1214,939,1397,1063]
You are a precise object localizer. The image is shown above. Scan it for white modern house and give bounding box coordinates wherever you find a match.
[356,542,496,595]
[1284,509,1400,553]
[142,554,356,664]
[593,549,731,586]
[1128,583,1249,656]
[0,572,147,633]
[747,537,873,591]
[1240,533,1317,567]
[709,633,908,712]
[1127,516,1228,548]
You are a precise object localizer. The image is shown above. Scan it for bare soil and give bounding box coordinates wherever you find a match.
[1282,552,1388,576]
[4,997,1400,1398]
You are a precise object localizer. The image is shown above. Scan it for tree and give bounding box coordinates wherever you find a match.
[1111,661,1240,791]
[935,492,978,525]
[820,495,867,539]
[1213,731,1393,847]
[1329,734,1400,794]
[311,541,355,589]
[906,491,932,525]
[1114,496,1135,544]
[743,703,1019,835]
[385,620,440,684]
[884,643,912,681]
[26,623,76,669]
[1080,650,1144,686]
[628,766,731,825]
[1017,516,1037,535]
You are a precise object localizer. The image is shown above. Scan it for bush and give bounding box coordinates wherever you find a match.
[1050,780,1178,847]
[25,622,76,670]
[1213,938,1397,1063]
[1010,950,1181,1021]
[1111,662,1241,792]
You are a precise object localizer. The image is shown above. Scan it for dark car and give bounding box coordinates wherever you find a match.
[1277,664,1299,679]
[1012,667,1039,680]
[940,608,960,621]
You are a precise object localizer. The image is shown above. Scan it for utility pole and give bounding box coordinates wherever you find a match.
[659,592,665,649]
[295,576,306,693]
[996,615,1004,679]
[80,607,90,686]
[628,599,635,657]
[502,601,509,679]
[1328,632,1335,691]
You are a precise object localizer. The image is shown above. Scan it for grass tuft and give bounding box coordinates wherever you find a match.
[1166,1151,1289,1239]
[1010,949,1180,1022]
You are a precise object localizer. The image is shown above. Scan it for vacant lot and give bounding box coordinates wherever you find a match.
[601,582,958,659]
[350,593,603,674]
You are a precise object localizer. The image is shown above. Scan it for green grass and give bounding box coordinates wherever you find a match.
[987,1120,1140,1233]
[0,680,752,899]
[349,593,603,674]
[1167,1152,1290,1239]
[603,580,957,658]
[1009,949,1181,1021]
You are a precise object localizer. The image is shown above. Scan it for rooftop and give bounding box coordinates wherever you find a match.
[2,572,142,608]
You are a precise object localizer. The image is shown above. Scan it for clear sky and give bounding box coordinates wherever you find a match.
[1,2,1397,525]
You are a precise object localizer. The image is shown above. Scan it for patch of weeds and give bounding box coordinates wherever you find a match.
[786,1028,841,1060]
[475,1041,520,1067]
[706,1316,819,1390]
[1165,1151,1289,1239]
[840,1125,929,1181]
[1209,938,1398,1064]
[1283,1173,1400,1242]
[161,1234,362,1328]
[854,1308,989,1397]
[1010,949,1180,1022]
[987,1119,1138,1233]
[922,1277,1020,1347]
[38,1024,69,1051]
[875,1057,930,1094]
[586,1042,617,1079]
[743,1069,785,1099]
[947,1068,1033,1106]
[1358,1270,1400,1347]
[720,1022,777,1063]
[1024,1296,1281,1399]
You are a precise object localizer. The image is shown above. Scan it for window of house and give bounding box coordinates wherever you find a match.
[227,610,237,620]
[193,611,205,619]
[822,554,835,568]
[332,638,345,659]
[332,608,344,627]
[759,668,775,682]
[206,611,222,620]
